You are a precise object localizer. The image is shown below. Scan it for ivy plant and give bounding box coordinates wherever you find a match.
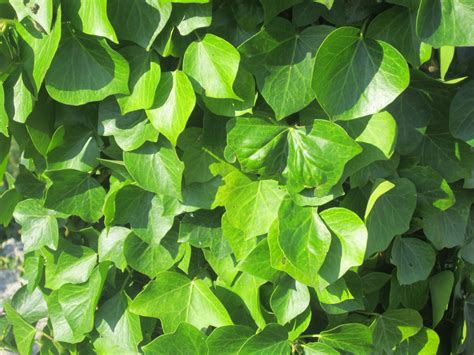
[0,0,473,354]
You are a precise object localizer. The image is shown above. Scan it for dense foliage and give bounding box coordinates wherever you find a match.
[0,0,474,353]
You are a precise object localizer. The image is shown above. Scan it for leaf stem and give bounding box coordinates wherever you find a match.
[298,334,321,339]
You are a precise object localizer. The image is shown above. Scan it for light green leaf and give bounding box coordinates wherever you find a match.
[64,0,117,42]
[395,327,440,355]
[98,226,131,271]
[11,286,48,324]
[391,236,436,285]
[4,303,35,355]
[108,0,172,50]
[10,0,53,33]
[238,324,290,354]
[45,27,129,106]
[364,179,417,255]
[440,46,455,80]
[0,188,21,226]
[302,342,339,354]
[15,8,61,95]
[46,125,101,172]
[286,120,361,194]
[94,292,143,354]
[124,230,183,278]
[319,323,373,353]
[417,0,474,47]
[238,238,281,282]
[0,84,7,136]
[184,33,241,100]
[371,309,423,352]
[123,141,184,199]
[13,199,63,253]
[44,169,106,223]
[175,2,212,36]
[130,271,233,333]
[116,46,161,114]
[313,26,409,120]
[143,322,207,354]
[231,272,267,328]
[429,271,454,327]
[276,198,331,287]
[214,170,286,243]
[319,207,368,283]
[449,80,474,146]
[3,68,35,123]
[47,263,109,343]
[146,71,196,146]
[206,325,255,354]
[44,239,97,290]
[270,276,310,325]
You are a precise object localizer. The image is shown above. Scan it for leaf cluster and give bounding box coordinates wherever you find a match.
[0,0,474,354]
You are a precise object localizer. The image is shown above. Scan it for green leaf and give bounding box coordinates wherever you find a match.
[318,207,368,283]
[3,68,35,124]
[391,236,436,285]
[286,120,362,194]
[11,286,48,324]
[64,0,117,42]
[44,239,97,290]
[214,171,286,244]
[15,9,62,95]
[146,71,196,146]
[98,226,131,271]
[175,2,212,36]
[109,184,179,243]
[4,303,35,355]
[183,33,241,100]
[260,0,303,21]
[238,238,281,282]
[429,270,454,327]
[124,230,183,278]
[206,325,255,354]
[399,165,456,216]
[130,271,233,333]
[238,324,290,353]
[417,0,474,47]
[364,179,417,255]
[302,342,339,354]
[239,18,332,119]
[94,292,143,354]
[270,276,310,325]
[276,198,331,287]
[98,97,159,152]
[10,0,53,33]
[46,124,101,172]
[123,141,184,199]
[422,191,472,249]
[449,80,474,146]
[313,26,409,120]
[47,263,108,343]
[108,0,172,50]
[0,84,7,136]
[116,46,161,114]
[44,170,106,223]
[0,188,21,226]
[45,27,129,106]
[179,209,222,249]
[319,323,373,353]
[395,327,440,355]
[367,6,430,68]
[143,322,207,354]
[13,199,63,253]
[387,88,432,155]
[371,309,423,352]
